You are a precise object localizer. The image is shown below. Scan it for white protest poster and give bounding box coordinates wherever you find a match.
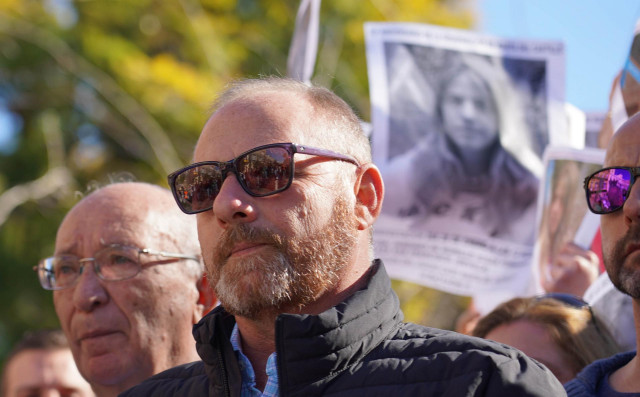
[532,146,605,293]
[365,22,566,311]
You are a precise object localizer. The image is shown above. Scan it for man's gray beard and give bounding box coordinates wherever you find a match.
[606,223,640,299]
[208,198,357,319]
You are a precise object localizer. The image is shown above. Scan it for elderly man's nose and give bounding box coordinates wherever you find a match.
[72,262,108,312]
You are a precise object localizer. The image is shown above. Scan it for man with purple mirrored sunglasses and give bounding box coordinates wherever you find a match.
[124,77,564,397]
[567,113,640,396]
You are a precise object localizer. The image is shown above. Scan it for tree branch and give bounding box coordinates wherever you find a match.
[0,12,184,175]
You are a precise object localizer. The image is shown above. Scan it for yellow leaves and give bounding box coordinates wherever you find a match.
[391,279,470,330]
[264,2,293,26]
[82,27,145,69]
[345,20,366,42]
[116,52,217,112]
[0,0,39,17]
[150,54,217,105]
[210,13,242,34]
[340,0,474,28]
[332,1,369,16]
[121,55,150,83]
[200,0,236,12]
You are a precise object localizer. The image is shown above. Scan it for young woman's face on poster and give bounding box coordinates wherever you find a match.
[440,68,499,153]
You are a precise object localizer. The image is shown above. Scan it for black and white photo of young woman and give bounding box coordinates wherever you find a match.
[382,50,539,244]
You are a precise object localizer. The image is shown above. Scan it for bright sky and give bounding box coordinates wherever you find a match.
[478,0,640,112]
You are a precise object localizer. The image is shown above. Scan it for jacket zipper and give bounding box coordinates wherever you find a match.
[216,334,232,397]
[275,316,287,397]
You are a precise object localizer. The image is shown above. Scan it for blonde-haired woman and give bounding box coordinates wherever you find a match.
[472,294,621,384]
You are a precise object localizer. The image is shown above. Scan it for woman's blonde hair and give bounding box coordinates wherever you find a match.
[472,295,621,376]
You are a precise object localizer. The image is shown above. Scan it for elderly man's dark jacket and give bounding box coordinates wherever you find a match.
[121,260,566,397]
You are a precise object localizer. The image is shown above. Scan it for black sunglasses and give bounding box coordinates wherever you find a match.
[168,142,359,214]
[583,166,640,214]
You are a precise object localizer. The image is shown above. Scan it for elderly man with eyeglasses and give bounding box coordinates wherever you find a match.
[565,113,640,395]
[123,77,565,396]
[35,182,216,397]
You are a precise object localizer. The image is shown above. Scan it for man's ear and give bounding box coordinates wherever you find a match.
[194,275,217,323]
[353,163,384,230]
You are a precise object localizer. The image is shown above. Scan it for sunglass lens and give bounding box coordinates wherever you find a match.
[588,168,632,214]
[237,146,292,195]
[173,165,223,213]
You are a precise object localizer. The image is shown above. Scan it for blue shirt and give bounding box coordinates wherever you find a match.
[230,324,280,397]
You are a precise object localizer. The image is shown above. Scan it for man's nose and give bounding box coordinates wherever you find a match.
[72,260,109,312]
[211,172,258,227]
[623,179,640,225]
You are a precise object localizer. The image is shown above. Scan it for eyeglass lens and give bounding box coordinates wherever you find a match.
[172,146,293,214]
[38,246,142,290]
[587,168,632,214]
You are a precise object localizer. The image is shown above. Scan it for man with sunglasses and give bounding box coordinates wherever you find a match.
[124,77,564,396]
[566,114,640,395]
[36,182,216,397]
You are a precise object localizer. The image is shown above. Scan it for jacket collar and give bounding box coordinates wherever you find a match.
[274,260,402,391]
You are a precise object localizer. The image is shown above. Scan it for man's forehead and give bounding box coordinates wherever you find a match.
[195,94,313,161]
[8,349,90,393]
[9,348,69,375]
[55,201,151,254]
[604,118,640,167]
[55,224,143,255]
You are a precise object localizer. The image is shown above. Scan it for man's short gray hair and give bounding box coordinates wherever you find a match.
[211,77,372,166]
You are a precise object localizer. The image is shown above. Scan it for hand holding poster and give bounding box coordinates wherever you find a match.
[533,147,605,296]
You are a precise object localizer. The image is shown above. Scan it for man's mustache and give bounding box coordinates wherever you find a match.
[214,224,285,263]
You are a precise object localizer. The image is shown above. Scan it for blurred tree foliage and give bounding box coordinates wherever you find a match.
[0,0,473,363]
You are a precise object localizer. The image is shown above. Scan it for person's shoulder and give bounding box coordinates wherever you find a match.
[564,350,636,397]
[119,361,209,397]
[583,350,635,374]
[564,378,594,397]
[389,322,525,358]
[372,323,566,396]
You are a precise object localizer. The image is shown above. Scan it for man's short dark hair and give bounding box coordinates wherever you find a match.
[1,329,70,395]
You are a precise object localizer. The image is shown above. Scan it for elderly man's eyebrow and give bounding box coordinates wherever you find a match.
[54,244,77,255]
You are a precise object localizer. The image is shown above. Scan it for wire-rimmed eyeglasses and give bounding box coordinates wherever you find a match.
[34,244,199,291]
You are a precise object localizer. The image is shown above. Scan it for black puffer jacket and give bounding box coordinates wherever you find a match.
[121,260,566,396]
